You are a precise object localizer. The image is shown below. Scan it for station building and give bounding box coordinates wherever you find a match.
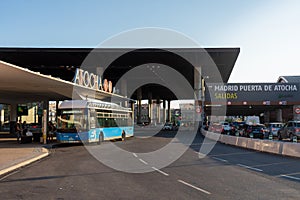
[0,47,299,135]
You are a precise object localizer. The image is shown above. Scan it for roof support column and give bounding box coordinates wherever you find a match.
[148,92,152,124]
[137,88,142,124]
[167,100,171,122]
[162,100,166,123]
[130,101,135,120]
[276,108,283,122]
[9,104,18,134]
[42,101,49,144]
[194,66,204,124]
[156,98,161,124]
[264,110,270,124]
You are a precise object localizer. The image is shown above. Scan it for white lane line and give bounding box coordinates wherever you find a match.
[237,164,263,172]
[139,159,148,165]
[152,167,169,176]
[133,153,138,158]
[0,170,20,181]
[212,157,228,163]
[178,179,211,195]
[280,175,300,181]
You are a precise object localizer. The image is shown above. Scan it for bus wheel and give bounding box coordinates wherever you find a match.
[122,130,126,141]
[98,132,104,145]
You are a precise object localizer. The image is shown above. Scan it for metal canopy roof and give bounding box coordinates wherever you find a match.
[0,60,127,104]
[0,47,239,101]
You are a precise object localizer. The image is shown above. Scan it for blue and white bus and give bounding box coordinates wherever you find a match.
[56,99,134,144]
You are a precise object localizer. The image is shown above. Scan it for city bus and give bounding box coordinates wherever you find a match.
[56,99,134,144]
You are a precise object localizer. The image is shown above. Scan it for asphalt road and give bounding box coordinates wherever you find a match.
[1,131,300,200]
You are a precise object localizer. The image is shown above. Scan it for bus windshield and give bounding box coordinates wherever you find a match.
[57,109,88,133]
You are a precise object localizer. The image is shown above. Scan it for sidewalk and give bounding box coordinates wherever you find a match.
[0,137,50,176]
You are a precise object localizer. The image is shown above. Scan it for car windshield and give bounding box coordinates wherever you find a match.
[295,122,300,127]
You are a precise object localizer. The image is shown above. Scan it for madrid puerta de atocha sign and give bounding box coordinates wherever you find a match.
[206,83,300,105]
[73,68,113,93]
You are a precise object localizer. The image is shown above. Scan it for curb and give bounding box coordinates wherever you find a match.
[202,129,300,158]
[0,148,49,176]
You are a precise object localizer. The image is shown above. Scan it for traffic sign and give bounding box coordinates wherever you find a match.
[295,107,300,114]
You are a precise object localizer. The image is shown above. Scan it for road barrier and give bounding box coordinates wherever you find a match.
[282,143,300,157]
[202,129,300,158]
[236,137,248,148]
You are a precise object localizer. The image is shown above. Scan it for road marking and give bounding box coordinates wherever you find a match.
[237,164,263,172]
[177,179,211,195]
[133,153,138,158]
[251,161,295,167]
[212,157,228,163]
[277,172,300,177]
[210,152,256,157]
[190,142,216,146]
[280,175,300,181]
[139,158,148,165]
[152,167,169,176]
[0,170,20,181]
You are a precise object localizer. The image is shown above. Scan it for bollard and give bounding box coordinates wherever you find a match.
[268,134,273,140]
[293,136,297,143]
[235,131,239,137]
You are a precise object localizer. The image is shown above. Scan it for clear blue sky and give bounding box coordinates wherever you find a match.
[0,0,299,83]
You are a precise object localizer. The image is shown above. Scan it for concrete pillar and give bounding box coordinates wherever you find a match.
[9,104,18,134]
[137,88,142,124]
[131,101,135,120]
[148,92,152,124]
[276,109,283,122]
[162,100,166,123]
[56,101,59,123]
[148,99,152,124]
[157,99,161,124]
[194,66,206,124]
[0,105,3,132]
[264,111,270,123]
[42,101,49,144]
[167,100,171,122]
[194,66,202,101]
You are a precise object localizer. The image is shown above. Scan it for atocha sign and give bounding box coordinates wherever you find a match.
[73,68,113,93]
[206,83,300,105]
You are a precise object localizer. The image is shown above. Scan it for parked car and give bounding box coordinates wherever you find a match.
[220,122,231,134]
[230,121,245,136]
[242,124,269,139]
[162,123,173,131]
[28,123,42,134]
[278,121,300,141]
[265,122,284,137]
[208,123,223,134]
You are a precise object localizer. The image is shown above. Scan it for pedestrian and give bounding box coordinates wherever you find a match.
[15,120,22,143]
[22,121,28,136]
[47,121,56,143]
